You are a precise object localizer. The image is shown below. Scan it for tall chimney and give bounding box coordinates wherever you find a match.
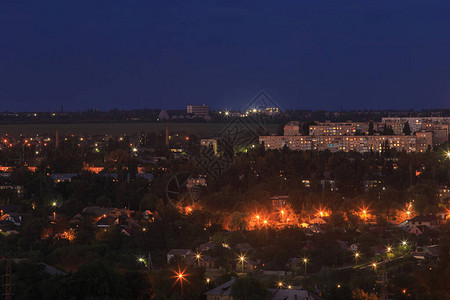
[165,126,169,147]
[55,129,59,148]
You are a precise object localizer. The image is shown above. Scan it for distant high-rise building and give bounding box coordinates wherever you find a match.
[187,104,209,116]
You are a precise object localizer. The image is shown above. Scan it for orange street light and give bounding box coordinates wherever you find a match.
[173,268,189,296]
[238,254,246,272]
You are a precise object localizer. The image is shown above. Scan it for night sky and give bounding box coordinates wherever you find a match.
[1,1,450,111]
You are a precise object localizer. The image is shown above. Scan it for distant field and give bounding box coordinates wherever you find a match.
[0,122,279,137]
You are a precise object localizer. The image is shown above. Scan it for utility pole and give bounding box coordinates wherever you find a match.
[3,259,12,300]
[147,252,153,271]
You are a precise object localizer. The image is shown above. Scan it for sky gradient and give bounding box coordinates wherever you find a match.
[1,0,450,111]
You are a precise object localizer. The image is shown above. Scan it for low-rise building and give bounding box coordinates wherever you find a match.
[407,215,440,229]
[270,196,289,211]
[167,249,193,264]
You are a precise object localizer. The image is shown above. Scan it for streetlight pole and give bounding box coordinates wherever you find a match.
[303,258,308,275]
[446,152,450,185]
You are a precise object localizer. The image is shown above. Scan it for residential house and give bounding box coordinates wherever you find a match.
[198,255,217,269]
[96,216,116,228]
[409,225,429,235]
[413,245,439,260]
[349,243,360,252]
[437,186,450,201]
[204,278,235,300]
[271,196,289,211]
[167,249,193,264]
[407,215,440,228]
[235,243,253,252]
[320,180,338,192]
[0,213,22,226]
[50,173,78,183]
[310,217,326,225]
[268,288,315,300]
[239,258,258,272]
[199,241,217,251]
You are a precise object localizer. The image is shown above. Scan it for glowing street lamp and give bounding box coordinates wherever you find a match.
[277,281,283,288]
[173,268,189,296]
[238,254,246,272]
[354,252,360,266]
[194,252,202,265]
[372,262,377,271]
[303,258,308,275]
[402,240,408,247]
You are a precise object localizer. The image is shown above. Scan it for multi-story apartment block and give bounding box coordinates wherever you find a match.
[309,122,368,136]
[382,117,450,136]
[284,121,300,136]
[259,126,433,153]
[187,104,209,116]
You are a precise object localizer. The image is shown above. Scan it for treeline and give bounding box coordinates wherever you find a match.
[1,108,449,124]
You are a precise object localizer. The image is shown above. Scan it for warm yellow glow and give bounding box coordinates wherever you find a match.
[372,263,377,268]
[355,252,359,258]
[256,215,260,219]
[263,220,268,224]
[278,282,283,287]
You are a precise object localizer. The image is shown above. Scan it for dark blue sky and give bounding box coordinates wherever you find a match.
[1,1,450,111]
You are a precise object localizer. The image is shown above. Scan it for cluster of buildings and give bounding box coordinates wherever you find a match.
[260,117,450,153]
